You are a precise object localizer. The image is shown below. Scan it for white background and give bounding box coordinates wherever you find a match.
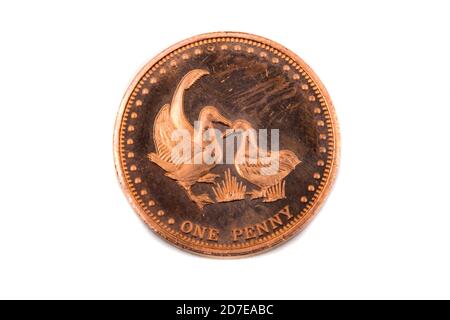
[0,0,449,300]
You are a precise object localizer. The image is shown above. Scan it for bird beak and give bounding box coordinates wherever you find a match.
[213,114,232,127]
[222,128,235,138]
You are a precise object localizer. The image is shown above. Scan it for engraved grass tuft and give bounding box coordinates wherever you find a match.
[212,169,246,202]
[263,180,286,202]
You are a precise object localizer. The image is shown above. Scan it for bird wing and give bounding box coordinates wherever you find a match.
[239,155,277,178]
[238,150,295,180]
[153,104,188,166]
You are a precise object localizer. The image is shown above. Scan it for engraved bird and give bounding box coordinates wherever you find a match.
[231,119,301,202]
[148,69,232,209]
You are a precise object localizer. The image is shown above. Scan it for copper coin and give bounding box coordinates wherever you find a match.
[114,32,339,257]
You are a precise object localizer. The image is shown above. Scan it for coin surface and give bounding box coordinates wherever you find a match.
[114,32,339,257]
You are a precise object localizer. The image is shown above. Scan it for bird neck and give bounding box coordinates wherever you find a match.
[170,81,194,135]
[194,119,210,145]
[236,131,256,159]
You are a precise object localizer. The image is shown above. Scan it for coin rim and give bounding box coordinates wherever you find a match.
[113,31,340,258]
